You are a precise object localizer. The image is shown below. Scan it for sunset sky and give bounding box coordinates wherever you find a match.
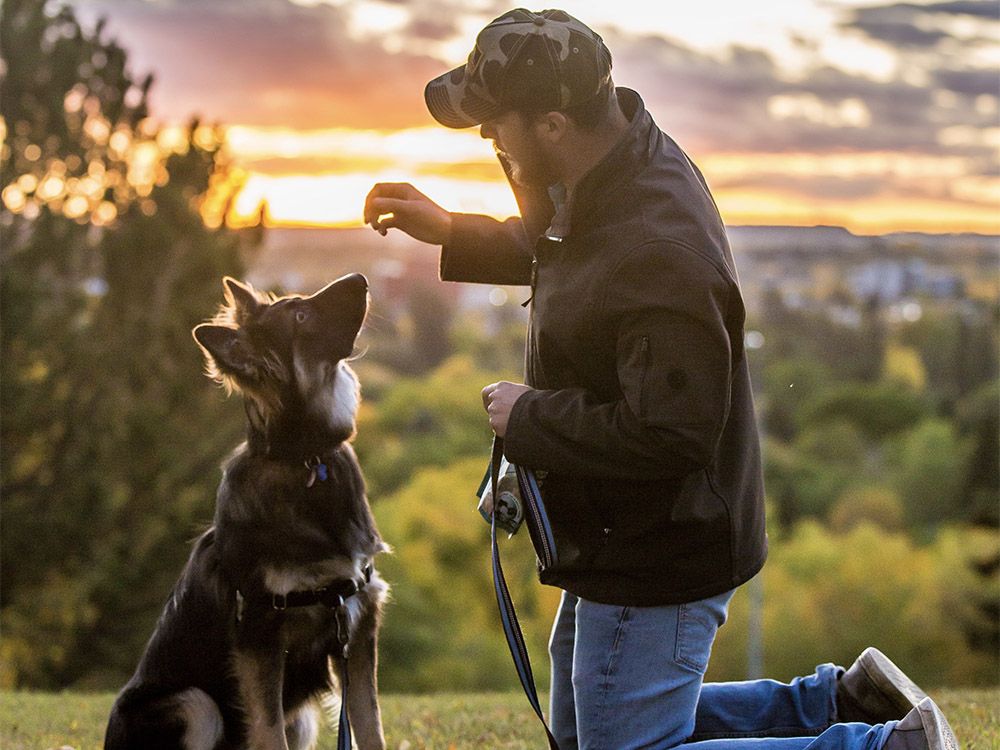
[71,0,1000,234]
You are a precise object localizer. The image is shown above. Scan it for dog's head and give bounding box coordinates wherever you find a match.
[193,273,369,439]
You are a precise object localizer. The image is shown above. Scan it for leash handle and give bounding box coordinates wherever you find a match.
[490,435,560,750]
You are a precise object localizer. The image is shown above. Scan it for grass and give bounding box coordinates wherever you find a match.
[1,689,997,749]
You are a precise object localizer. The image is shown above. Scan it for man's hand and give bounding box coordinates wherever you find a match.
[482,381,533,438]
[363,182,452,245]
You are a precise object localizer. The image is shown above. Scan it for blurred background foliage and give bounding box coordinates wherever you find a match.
[1,0,997,694]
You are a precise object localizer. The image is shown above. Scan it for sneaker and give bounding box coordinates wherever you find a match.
[882,697,960,750]
[838,647,928,723]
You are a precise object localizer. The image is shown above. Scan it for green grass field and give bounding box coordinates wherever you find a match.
[2,689,997,749]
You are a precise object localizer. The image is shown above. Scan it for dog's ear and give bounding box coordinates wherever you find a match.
[223,277,261,323]
[193,324,257,382]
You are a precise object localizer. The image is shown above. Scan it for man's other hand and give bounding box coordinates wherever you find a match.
[482,381,533,438]
[363,182,452,245]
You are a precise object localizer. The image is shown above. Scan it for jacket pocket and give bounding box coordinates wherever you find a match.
[673,602,717,673]
[619,316,731,431]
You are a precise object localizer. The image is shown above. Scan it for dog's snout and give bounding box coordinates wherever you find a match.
[345,273,368,291]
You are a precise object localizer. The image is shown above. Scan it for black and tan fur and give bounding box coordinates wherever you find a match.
[105,273,388,750]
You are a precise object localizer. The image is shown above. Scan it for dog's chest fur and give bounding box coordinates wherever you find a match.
[215,442,384,598]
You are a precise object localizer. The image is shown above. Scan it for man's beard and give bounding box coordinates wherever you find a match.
[504,137,558,188]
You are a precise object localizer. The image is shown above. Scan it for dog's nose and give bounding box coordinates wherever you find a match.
[344,273,368,291]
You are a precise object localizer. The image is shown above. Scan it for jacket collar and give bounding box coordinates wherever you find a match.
[568,88,653,233]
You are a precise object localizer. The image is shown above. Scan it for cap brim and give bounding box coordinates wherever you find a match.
[424,65,501,129]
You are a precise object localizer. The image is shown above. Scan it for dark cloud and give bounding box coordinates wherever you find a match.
[922,1,1000,18]
[609,30,945,156]
[841,1,1000,48]
[405,17,459,41]
[844,20,950,47]
[932,68,999,97]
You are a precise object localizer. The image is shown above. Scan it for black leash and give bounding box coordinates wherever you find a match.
[490,435,560,749]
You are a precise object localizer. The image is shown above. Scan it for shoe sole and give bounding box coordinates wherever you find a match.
[916,697,961,750]
[858,647,928,715]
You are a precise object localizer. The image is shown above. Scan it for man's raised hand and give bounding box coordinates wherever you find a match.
[363,182,452,245]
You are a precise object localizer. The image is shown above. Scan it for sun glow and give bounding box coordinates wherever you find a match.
[231,170,518,228]
[225,126,1000,234]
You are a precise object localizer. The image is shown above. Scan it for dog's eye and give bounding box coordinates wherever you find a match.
[295,310,307,323]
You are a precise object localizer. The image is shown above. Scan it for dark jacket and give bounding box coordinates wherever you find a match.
[440,88,767,606]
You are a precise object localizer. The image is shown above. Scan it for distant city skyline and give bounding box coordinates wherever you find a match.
[71,0,1000,234]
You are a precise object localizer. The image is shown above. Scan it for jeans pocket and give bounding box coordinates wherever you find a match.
[673,601,719,674]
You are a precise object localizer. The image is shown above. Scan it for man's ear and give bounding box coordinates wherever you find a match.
[223,277,261,323]
[536,111,568,142]
[192,324,257,381]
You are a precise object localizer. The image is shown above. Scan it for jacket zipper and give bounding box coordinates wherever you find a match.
[638,335,650,418]
[516,468,555,569]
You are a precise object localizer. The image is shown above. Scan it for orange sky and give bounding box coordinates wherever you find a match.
[69,0,1000,235]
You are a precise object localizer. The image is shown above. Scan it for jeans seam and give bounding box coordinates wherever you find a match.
[687,724,829,740]
[593,606,630,748]
[675,603,705,673]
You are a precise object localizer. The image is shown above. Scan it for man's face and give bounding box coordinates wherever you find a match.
[480,111,558,188]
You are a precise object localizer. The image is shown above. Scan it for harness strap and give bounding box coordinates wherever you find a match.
[238,564,373,618]
[490,436,560,750]
[235,564,373,750]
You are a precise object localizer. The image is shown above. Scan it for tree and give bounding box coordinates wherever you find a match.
[1,0,257,688]
[353,355,500,498]
[372,458,560,692]
[888,419,970,530]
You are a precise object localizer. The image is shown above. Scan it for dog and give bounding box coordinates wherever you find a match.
[105,273,389,750]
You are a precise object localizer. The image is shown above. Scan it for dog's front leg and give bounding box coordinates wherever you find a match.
[233,646,289,750]
[344,605,386,750]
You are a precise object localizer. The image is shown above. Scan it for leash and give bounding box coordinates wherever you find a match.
[236,564,371,750]
[489,435,560,749]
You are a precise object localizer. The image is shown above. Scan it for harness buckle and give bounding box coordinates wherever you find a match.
[335,605,351,655]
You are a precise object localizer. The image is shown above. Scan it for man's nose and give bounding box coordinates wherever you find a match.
[480,123,496,140]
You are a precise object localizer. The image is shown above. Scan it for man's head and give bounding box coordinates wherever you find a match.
[425,8,617,187]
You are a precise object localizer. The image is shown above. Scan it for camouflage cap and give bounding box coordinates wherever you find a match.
[424,8,613,129]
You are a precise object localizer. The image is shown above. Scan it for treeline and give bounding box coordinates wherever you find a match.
[349,290,997,689]
[1,0,997,693]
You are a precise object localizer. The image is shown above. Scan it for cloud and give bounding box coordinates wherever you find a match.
[915,1,999,18]
[605,10,995,176]
[932,68,999,97]
[67,0,997,183]
[715,173,891,200]
[610,31,935,154]
[847,20,950,48]
[73,0,450,129]
[840,1,1000,48]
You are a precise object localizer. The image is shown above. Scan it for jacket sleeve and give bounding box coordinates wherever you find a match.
[503,241,737,480]
[439,212,534,286]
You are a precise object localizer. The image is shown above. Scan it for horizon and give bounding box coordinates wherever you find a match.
[62,0,1000,235]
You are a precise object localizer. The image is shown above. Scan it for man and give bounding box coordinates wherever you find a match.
[363,9,958,750]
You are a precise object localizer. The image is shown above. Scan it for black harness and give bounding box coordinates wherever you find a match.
[234,563,373,750]
[235,563,373,658]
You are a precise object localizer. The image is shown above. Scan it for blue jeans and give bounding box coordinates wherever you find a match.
[548,590,898,750]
